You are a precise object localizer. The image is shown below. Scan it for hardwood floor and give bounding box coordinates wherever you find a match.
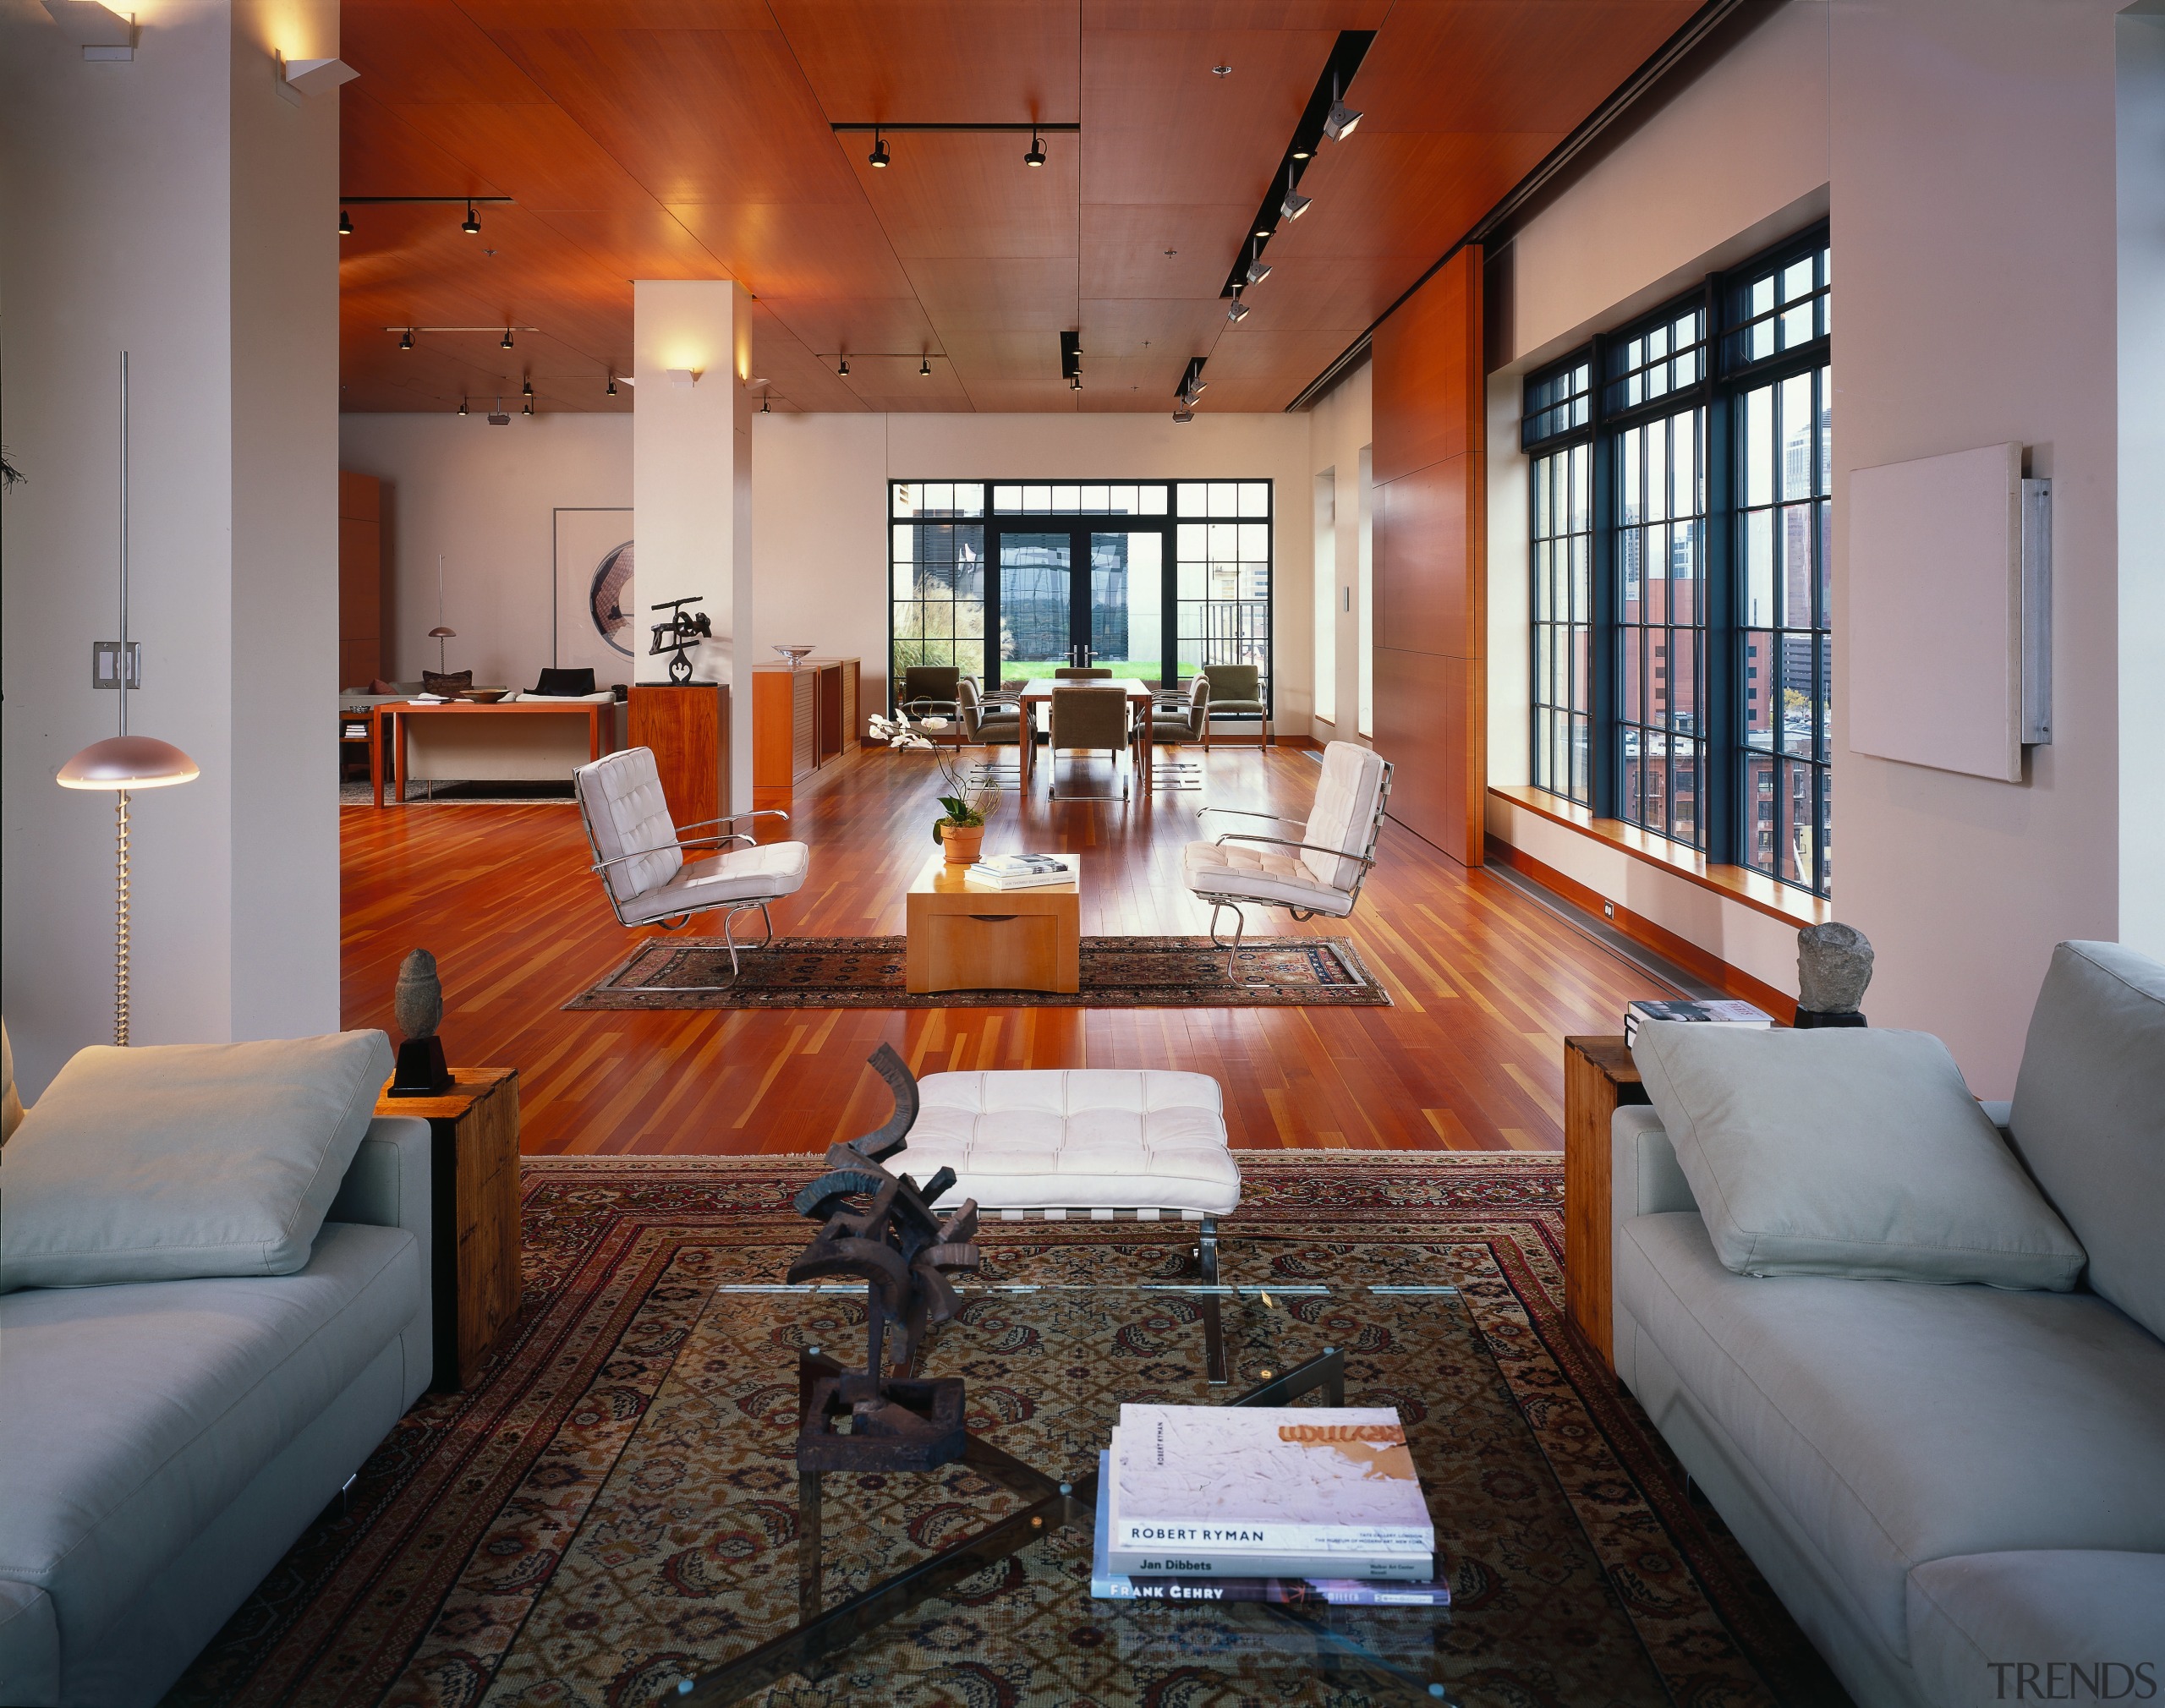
[341,744,1676,1156]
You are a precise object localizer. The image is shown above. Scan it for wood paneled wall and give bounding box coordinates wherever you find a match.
[1369,246,1486,866]
[338,471,385,688]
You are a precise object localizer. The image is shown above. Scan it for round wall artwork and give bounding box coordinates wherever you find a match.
[589,539,634,657]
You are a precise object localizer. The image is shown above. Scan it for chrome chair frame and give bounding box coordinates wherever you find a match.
[1188,760,1394,982]
[578,804,795,984]
[1134,682,1206,791]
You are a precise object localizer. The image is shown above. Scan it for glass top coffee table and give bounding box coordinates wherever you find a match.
[595,1233,1689,1707]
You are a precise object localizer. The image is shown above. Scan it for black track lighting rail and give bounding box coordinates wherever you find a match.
[1218,31,1373,301]
[382,326,539,333]
[828,122,1078,134]
[341,195,513,205]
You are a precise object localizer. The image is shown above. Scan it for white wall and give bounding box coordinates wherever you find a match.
[1304,363,1373,747]
[343,409,1316,725]
[337,413,633,688]
[3,0,342,1099]
[1480,0,2141,1093]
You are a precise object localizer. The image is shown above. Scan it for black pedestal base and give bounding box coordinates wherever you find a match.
[386,1036,453,1096]
[1792,1009,1867,1029]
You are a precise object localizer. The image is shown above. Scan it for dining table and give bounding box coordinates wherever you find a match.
[1013,677,1159,791]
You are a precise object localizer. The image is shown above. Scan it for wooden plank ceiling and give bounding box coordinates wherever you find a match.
[337,0,1702,416]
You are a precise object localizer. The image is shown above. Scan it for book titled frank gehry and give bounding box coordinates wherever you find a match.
[1108,1404,1434,1579]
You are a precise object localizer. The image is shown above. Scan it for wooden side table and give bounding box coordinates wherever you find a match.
[376,1068,521,1391]
[904,850,1081,994]
[1562,1037,1648,1373]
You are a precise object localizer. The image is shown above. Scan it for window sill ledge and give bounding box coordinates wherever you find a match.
[1488,786,1831,928]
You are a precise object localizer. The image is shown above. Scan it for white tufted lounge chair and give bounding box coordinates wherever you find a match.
[1181,739,1393,983]
[574,747,810,983]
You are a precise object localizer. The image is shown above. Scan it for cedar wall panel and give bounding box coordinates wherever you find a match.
[337,471,383,688]
[1370,246,1485,864]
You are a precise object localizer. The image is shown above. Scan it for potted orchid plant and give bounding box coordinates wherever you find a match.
[867,709,1000,863]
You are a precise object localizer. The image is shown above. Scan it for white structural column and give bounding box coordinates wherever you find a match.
[0,0,343,1098]
[633,281,756,812]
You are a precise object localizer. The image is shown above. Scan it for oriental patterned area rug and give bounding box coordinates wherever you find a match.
[167,1155,1844,1708]
[565,933,1393,1010]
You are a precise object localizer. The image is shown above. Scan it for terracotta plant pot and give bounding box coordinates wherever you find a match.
[940,822,984,864]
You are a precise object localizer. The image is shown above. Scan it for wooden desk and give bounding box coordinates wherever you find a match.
[372,700,611,806]
[1016,678,1155,791]
[1563,1036,1648,1373]
[905,850,1081,994]
[375,1068,521,1391]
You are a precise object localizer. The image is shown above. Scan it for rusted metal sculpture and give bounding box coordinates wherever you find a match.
[787,1042,982,1474]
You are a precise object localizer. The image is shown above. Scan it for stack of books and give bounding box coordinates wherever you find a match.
[1091,1404,1450,1607]
[1624,997,1773,1045]
[966,853,1072,890]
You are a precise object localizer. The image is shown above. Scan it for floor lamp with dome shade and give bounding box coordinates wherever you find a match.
[57,353,200,1046]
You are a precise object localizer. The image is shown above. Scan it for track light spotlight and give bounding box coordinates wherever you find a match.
[838,358,850,377]
[1173,404,1194,424]
[1246,238,1271,287]
[522,397,534,417]
[1070,373,1082,391]
[919,353,932,377]
[398,328,414,351]
[1227,287,1250,323]
[1322,75,1362,142]
[462,200,480,236]
[1280,165,1311,222]
[869,128,889,168]
[523,376,534,397]
[606,375,617,397]
[338,207,352,236]
[1025,131,1045,167]
[501,329,514,350]
[458,397,469,416]
[760,391,771,413]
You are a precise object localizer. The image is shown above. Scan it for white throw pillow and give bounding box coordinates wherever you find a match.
[0,1032,392,1292]
[1631,1022,2086,1289]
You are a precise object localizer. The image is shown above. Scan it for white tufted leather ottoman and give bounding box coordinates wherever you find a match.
[902,1068,1240,1381]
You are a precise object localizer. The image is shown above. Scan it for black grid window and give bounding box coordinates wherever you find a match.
[1520,222,1832,897]
[1529,439,1592,803]
[890,484,987,682]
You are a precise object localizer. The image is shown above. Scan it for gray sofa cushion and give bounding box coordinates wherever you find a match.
[1908,1552,2165,1708]
[1616,1212,2165,1660]
[1631,1023,2086,1289]
[2008,940,2165,1341]
[0,1032,392,1291]
[0,1222,421,1650]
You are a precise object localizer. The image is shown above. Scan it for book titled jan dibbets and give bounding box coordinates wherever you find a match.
[1106,1404,1435,1580]
[1089,1453,1450,1606]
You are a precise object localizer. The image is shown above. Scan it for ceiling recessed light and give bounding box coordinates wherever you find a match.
[1291,149,1312,161]
[1024,131,1045,167]
[1211,63,1231,76]
[1163,248,1177,257]
[869,129,890,168]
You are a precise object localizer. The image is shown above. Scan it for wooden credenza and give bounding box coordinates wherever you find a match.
[753,656,858,813]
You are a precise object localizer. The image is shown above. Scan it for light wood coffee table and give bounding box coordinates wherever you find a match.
[905,850,1081,994]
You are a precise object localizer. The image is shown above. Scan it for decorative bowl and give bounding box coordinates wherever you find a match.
[463,687,511,703]
[771,644,817,669]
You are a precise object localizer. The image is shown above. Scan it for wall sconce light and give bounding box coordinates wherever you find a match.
[42,1,136,60]
[666,368,701,389]
[275,49,358,103]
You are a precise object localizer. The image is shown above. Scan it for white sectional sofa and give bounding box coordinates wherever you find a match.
[0,1040,434,1708]
[1610,941,2165,1706]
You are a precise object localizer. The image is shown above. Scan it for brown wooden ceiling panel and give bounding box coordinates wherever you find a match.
[769,0,1083,125]
[666,199,916,299]
[1079,204,1258,299]
[847,134,1080,260]
[1080,29,1333,207]
[337,0,1713,413]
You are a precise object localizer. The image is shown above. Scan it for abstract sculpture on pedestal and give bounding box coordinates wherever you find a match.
[787,1043,981,1473]
[1795,922,1873,1028]
[386,949,454,1096]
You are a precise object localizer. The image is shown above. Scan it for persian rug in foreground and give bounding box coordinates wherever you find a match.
[563,933,1392,1010]
[168,1155,1842,1708]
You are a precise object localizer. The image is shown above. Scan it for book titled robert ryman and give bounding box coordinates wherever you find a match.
[1108,1405,1434,1580]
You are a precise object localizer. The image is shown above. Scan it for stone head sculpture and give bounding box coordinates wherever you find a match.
[393,949,444,1041]
[1796,922,1873,1015]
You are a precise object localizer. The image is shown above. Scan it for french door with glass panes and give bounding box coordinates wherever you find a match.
[991,525,1169,685]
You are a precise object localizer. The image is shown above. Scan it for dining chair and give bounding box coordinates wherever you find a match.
[1181,741,1392,982]
[898,665,962,718]
[1195,663,1269,748]
[956,676,1025,786]
[1132,676,1209,791]
[574,747,810,982]
[1047,686,1132,801]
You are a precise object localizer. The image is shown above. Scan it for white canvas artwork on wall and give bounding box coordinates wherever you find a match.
[554,507,634,684]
